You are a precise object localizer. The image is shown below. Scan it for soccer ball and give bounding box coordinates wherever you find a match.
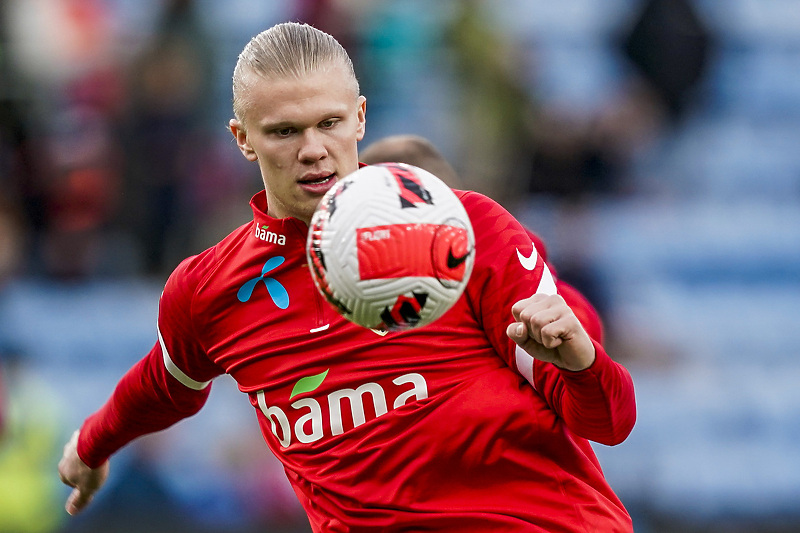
[306,163,475,332]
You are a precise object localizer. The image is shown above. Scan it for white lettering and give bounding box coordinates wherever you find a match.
[256,373,428,448]
[255,226,286,245]
[392,373,428,408]
[257,391,291,447]
[329,382,388,436]
[361,229,391,241]
[292,398,324,443]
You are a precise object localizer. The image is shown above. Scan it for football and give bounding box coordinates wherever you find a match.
[306,163,475,332]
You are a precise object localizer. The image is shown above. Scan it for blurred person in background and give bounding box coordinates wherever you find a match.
[445,0,538,208]
[121,0,218,276]
[4,0,132,279]
[0,1,43,276]
[58,22,636,532]
[0,198,25,439]
[359,133,605,344]
[4,0,230,279]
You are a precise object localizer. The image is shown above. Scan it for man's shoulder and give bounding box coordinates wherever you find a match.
[452,189,548,260]
[452,189,511,218]
[167,222,252,293]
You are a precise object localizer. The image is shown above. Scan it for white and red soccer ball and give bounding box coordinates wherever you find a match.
[306,163,475,331]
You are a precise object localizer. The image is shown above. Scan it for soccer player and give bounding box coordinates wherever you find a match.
[58,22,636,532]
[359,134,606,343]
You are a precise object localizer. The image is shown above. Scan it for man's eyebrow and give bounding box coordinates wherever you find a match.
[260,120,295,130]
[260,108,349,131]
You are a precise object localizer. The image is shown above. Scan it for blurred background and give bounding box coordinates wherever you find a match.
[1,0,799,531]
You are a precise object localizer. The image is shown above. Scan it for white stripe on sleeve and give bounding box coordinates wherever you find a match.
[158,324,212,390]
[515,261,556,388]
[536,261,557,295]
[515,345,536,390]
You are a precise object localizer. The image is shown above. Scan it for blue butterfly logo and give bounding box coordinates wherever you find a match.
[237,256,289,309]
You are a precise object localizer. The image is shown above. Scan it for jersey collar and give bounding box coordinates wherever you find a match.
[249,190,308,236]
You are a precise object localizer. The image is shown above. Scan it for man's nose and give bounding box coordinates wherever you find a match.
[298,129,328,162]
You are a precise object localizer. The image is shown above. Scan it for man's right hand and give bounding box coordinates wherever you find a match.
[58,430,109,515]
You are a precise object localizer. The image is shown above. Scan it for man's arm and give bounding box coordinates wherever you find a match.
[57,250,223,514]
[57,343,212,514]
[507,293,636,445]
[457,191,635,446]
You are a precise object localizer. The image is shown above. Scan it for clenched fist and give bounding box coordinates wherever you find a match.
[506,293,596,372]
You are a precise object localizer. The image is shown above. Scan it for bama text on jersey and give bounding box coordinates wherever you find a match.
[256,372,428,448]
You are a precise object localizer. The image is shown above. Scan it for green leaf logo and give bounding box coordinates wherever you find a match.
[290,369,329,399]
[262,225,269,229]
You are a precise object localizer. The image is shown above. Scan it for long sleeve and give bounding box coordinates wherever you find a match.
[77,250,224,468]
[532,339,636,446]
[458,190,635,446]
[77,342,212,468]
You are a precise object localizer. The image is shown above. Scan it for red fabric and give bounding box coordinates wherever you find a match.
[78,347,211,468]
[78,189,635,532]
[557,279,605,344]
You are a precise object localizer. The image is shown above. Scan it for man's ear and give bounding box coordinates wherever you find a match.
[230,119,258,161]
[355,95,367,142]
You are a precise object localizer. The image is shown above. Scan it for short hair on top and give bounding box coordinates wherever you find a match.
[232,22,359,124]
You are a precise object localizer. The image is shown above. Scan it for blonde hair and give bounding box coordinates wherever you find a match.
[232,22,359,124]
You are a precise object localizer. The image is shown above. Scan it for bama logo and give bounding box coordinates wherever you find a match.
[256,370,428,448]
[255,224,286,245]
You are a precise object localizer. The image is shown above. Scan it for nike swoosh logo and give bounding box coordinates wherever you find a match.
[447,248,470,269]
[516,245,538,271]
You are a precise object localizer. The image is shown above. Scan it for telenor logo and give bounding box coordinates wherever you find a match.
[237,256,290,308]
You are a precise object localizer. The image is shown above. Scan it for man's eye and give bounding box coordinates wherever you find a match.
[275,128,294,137]
[320,119,337,129]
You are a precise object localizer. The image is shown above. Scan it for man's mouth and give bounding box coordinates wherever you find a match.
[298,173,337,194]
[300,173,335,184]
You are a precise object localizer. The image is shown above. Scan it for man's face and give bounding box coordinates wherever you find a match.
[230,64,366,224]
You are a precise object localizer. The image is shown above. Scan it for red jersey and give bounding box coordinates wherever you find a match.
[78,189,636,532]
